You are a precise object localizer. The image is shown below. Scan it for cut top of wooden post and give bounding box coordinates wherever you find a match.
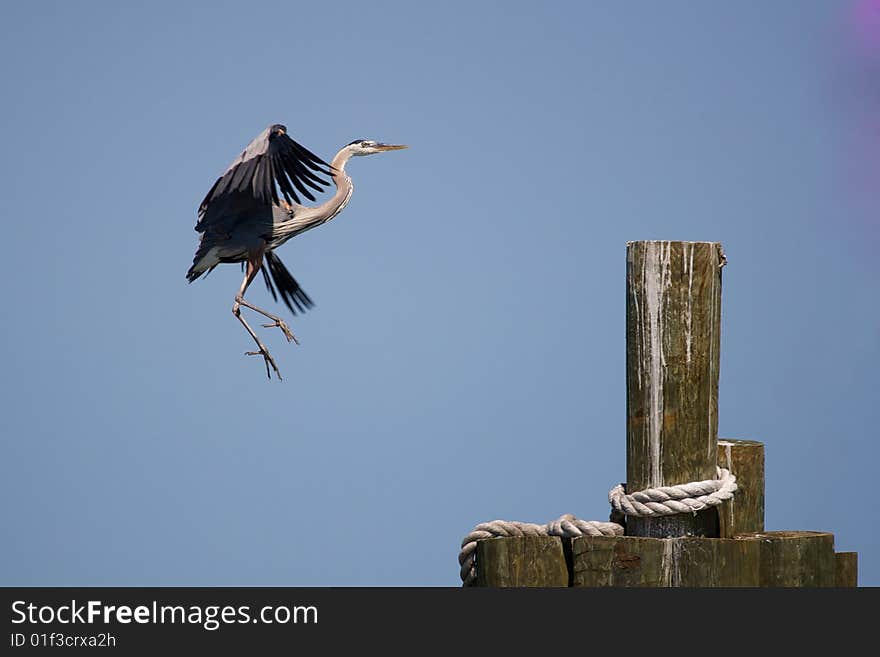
[626,241,724,537]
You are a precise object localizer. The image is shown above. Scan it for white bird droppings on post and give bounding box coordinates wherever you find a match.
[707,255,719,461]
[629,278,643,389]
[685,242,695,366]
[642,241,673,487]
[660,538,682,586]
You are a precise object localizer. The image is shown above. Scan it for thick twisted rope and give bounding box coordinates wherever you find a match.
[458,467,737,585]
[609,467,736,517]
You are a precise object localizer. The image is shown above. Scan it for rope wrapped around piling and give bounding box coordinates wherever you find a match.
[458,515,622,587]
[609,467,737,517]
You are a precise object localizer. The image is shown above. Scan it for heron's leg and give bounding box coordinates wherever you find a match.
[233,249,284,380]
[234,298,299,345]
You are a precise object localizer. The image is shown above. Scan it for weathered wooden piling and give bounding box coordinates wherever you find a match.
[466,240,858,588]
[571,534,763,587]
[672,536,763,586]
[475,536,568,587]
[835,552,858,587]
[572,536,669,587]
[734,531,836,587]
[625,241,724,537]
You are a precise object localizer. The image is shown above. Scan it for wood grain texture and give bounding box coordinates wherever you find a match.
[717,439,765,537]
[572,536,669,587]
[572,535,761,587]
[835,552,858,587]
[735,531,836,587]
[474,536,569,587]
[672,537,762,586]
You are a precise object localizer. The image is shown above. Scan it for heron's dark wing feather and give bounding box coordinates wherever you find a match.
[198,126,333,217]
[253,158,269,205]
[276,163,302,204]
[261,251,314,316]
[279,153,317,201]
[296,161,333,191]
[228,157,255,193]
[266,156,279,206]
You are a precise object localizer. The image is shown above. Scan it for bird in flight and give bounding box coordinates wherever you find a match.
[187,124,406,380]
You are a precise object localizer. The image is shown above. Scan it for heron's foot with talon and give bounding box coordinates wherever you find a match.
[261,320,299,345]
[245,346,283,381]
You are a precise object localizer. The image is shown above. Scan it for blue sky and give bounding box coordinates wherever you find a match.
[1,0,877,586]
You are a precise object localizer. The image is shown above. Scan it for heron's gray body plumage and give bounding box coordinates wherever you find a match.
[188,193,278,274]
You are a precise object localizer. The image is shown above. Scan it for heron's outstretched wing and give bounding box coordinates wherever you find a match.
[198,125,333,219]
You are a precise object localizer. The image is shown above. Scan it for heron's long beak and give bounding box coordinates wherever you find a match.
[376,143,408,151]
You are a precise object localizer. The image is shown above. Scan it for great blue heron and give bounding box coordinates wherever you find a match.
[187,124,406,380]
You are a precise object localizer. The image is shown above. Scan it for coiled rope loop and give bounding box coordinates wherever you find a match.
[608,467,736,518]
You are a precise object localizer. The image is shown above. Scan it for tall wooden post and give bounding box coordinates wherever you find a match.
[626,241,724,538]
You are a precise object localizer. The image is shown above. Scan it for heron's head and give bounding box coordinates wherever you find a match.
[269,124,287,138]
[347,139,408,157]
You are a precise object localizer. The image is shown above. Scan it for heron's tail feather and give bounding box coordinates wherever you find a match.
[261,251,314,315]
[186,258,215,283]
[187,242,221,283]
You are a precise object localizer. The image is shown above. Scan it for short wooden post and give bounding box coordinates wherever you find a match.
[835,552,858,587]
[717,439,765,537]
[572,536,669,587]
[572,535,762,587]
[475,536,569,587]
[672,537,762,586]
[626,241,724,537]
[736,531,836,587]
